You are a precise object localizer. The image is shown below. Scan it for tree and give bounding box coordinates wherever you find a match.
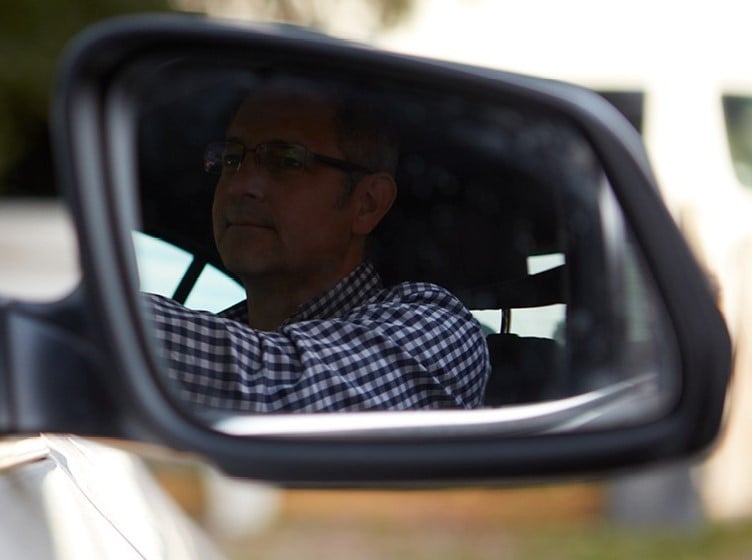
[0,0,415,196]
[176,0,413,37]
[0,0,171,196]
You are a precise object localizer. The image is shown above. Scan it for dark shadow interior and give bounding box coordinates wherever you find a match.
[137,76,580,406]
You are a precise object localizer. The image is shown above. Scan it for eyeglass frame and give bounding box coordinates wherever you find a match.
[204,139,374,176]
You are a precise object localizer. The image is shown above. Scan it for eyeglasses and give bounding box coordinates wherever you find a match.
[204,140,373,176]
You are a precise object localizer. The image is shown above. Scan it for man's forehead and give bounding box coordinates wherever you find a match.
[231,93,336,129]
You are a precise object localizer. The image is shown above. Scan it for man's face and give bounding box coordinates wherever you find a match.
[212,95,360,287]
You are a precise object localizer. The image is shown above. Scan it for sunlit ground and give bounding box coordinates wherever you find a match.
[147,459,749,559]
[149,461,752,559]
[223,513,752,560]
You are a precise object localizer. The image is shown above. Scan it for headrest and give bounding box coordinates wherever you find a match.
[370,147,563,310]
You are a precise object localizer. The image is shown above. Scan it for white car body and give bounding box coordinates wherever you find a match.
[0,435,223,559]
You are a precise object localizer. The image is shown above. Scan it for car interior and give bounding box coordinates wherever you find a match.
[135,66,618,409]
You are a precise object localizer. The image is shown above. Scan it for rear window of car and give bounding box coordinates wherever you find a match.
[133,231,244,312]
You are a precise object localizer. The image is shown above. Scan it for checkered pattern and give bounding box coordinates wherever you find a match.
[145,262,490,412]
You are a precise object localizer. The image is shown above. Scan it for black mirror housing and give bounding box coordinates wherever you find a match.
[10,13,730,483]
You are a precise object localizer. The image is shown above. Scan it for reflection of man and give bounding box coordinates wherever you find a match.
[147,83,490,412]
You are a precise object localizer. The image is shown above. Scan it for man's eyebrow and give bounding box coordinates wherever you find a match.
[224,137,295,146]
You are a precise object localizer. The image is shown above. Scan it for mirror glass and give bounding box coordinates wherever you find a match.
[127,55,680,435]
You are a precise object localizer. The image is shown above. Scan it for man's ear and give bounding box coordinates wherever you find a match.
[351,173,397,236]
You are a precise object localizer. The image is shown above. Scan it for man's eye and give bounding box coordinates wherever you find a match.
[269,155,304,170]
[280,156,304,170]
[223,154,242,169]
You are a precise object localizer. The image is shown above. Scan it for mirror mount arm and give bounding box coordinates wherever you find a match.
[0,291,121,437]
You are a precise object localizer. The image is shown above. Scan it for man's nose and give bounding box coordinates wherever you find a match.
[224,157,268,199]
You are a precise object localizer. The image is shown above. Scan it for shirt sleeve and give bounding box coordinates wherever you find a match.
[143,288,490,413]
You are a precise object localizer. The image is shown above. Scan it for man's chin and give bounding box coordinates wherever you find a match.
[224,258,280,279]
[218,245,279,277]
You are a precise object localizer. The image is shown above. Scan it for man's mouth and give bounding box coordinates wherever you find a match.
[228,220,271,229]
[224,212,274,230]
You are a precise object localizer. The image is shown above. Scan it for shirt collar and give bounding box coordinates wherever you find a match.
[219,261,383,327]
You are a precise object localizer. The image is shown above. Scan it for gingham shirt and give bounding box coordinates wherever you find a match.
[146,261,490,412]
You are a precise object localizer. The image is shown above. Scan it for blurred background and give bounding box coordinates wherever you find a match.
[3,0,752,558]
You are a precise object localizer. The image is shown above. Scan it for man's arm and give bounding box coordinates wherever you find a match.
[144,287,489,413]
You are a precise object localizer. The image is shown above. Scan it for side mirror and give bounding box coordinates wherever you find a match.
[0,14,729,483]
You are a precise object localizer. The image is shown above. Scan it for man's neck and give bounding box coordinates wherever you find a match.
[244,293,297,331]
[242,261,361,331]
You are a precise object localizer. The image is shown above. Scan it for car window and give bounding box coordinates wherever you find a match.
[513,253,566,339]
[134,231,244,313]
[135,228,564,339]
[472,252,565,340]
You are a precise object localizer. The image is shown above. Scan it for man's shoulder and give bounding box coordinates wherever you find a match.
[219,300,248,322]
[375,280,469,312]
[383,279,451,295]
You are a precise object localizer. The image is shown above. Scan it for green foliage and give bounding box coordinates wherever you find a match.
[0,0,171,196]
[177,0,413,31]
[225,517,752,560]
[1,0,415,196]
[518,522,752,560]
